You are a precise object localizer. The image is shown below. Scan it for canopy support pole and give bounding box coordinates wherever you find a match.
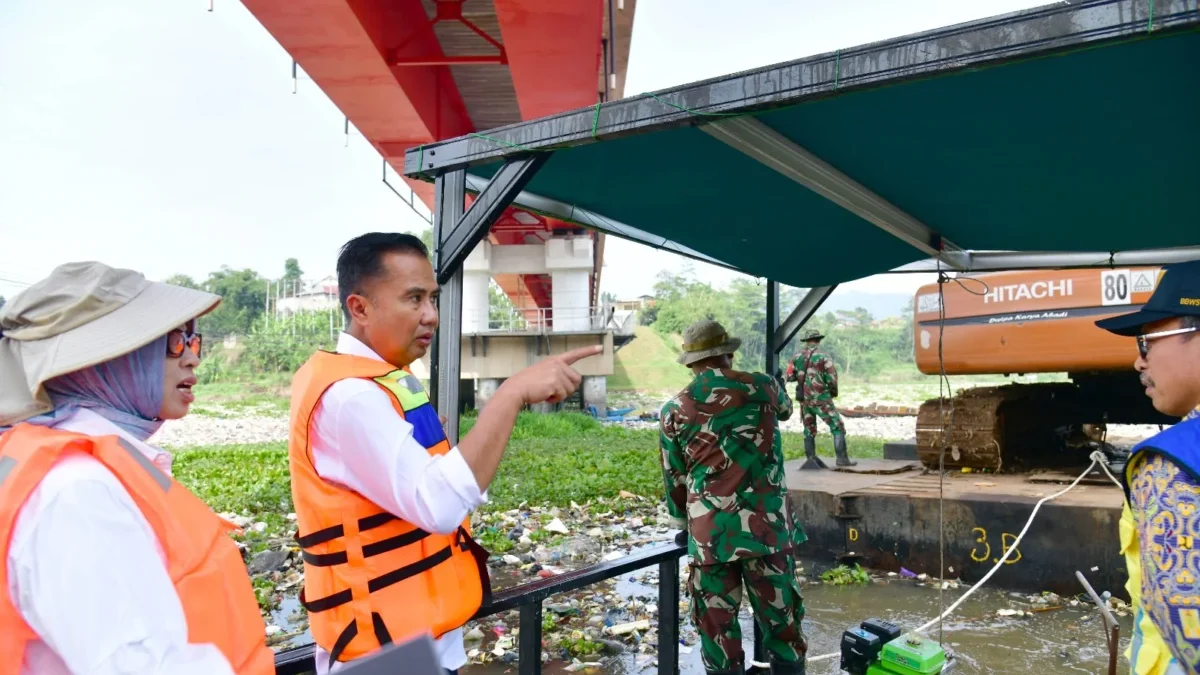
[766,281,780,376]
[701,117,964,266]
[774,285,837,355]
[431,169,466,445]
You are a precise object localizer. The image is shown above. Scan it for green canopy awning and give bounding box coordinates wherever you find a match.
[406,0,1200,289]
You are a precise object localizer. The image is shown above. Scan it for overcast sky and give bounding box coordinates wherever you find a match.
[0,0,1046,302]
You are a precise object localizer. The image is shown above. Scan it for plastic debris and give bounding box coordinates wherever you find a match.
[608,619,651,635]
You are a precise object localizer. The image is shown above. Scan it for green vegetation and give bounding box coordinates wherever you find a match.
[646,267,916,381]
[171,412,888,520]
[189,377,291,417]
[172,442,291,546]
[821,564,871,586]
[609,326,693,392]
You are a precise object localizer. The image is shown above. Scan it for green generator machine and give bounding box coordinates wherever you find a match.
[839,618,947,675]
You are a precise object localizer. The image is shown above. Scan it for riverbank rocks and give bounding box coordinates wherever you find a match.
[249,549,291,575]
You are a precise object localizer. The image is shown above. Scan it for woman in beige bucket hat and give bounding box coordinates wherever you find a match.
[0,262,273,674]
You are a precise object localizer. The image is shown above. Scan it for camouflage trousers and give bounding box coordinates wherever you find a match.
[801,398,844,437]
[688,551,807,673]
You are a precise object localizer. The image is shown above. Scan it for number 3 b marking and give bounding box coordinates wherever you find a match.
[971,527,1022,565]
[970,527,991,562]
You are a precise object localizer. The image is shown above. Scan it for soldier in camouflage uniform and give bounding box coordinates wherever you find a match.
[660,319,808,675]
[786,328,854,468]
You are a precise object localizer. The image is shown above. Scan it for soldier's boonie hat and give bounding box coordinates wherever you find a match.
[1095,259,1200,336]
[802,328,825,341]
[677,319,741,366]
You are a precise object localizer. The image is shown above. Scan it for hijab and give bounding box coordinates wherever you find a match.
[0,336,167,441]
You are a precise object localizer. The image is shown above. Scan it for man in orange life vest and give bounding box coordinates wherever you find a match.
[289,233,602,673]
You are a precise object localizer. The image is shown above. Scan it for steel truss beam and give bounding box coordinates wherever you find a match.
[402,0,1195,176]
[437,155,550,285]
[774,285,837,355]
[460,174,740,274]
[702,117,961,262]
[890,247,1200,274]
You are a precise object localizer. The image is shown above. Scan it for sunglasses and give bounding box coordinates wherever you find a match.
[1136,326,1198,359]
[167,329,203,358]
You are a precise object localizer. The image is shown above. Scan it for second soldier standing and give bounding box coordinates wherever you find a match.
[660,319,808,675]
[786,328,854,468]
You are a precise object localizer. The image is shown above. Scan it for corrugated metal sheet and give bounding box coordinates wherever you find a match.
[451,64,521,130]
[420,0,522,129]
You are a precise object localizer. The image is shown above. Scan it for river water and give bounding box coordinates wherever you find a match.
[272,552,1130,674]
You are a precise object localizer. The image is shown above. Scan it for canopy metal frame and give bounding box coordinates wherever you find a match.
[406,0,1194,177]
[419,0,1199,436]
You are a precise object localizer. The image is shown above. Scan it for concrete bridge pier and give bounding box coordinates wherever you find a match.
[582,375,607,416]
[476,378,503,410]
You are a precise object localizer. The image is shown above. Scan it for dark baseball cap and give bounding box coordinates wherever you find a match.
[1095,259,1200,337]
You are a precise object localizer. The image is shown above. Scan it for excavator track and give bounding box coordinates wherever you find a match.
[915,383,1089,472]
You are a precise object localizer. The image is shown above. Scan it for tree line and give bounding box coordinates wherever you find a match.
[642,266,917,380]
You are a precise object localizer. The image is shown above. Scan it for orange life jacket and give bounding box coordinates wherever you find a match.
[0,424,274,675]
[288,351,491,667]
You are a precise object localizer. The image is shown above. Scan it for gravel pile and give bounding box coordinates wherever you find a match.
[152,416,289,448]
[152,411,1163,451]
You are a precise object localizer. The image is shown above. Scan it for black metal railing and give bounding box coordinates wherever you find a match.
[274,541,688,675]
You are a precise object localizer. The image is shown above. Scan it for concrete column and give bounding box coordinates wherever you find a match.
[475,378,503,410]
[551,270,590,331]
[529,401,558,414]
[462,241,492,333]
[582,376,607,417]
[545,237,594,332]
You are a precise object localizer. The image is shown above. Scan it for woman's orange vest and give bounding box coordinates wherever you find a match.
[0,424,274,675]
[289,351,491,667]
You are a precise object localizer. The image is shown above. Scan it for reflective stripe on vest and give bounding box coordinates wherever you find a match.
[0,425,274,675]
[288,351,491,667]
[1121,416,1200,675]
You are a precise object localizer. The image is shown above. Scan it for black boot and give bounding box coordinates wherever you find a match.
[769,658,806,675]
[798,435,828,470]
[834,433,856,467]
[706,666,746,675]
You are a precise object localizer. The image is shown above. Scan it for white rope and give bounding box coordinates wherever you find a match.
[804,451,1123,664]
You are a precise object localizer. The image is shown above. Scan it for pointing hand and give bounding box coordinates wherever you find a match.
[501,345,604,406]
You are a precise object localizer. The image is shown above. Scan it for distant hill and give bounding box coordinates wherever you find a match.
[610,326,693,392]
[818,290,912,319]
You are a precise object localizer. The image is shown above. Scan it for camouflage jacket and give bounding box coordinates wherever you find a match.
[786,346,838,402]
[659,368,806,565]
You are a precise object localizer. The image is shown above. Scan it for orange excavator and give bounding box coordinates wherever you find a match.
[911,266,1174,471]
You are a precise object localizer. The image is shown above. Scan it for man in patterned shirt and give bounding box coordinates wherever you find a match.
[1095,259,1200,675]
[660,319,808,675]
[786,329,854,468]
